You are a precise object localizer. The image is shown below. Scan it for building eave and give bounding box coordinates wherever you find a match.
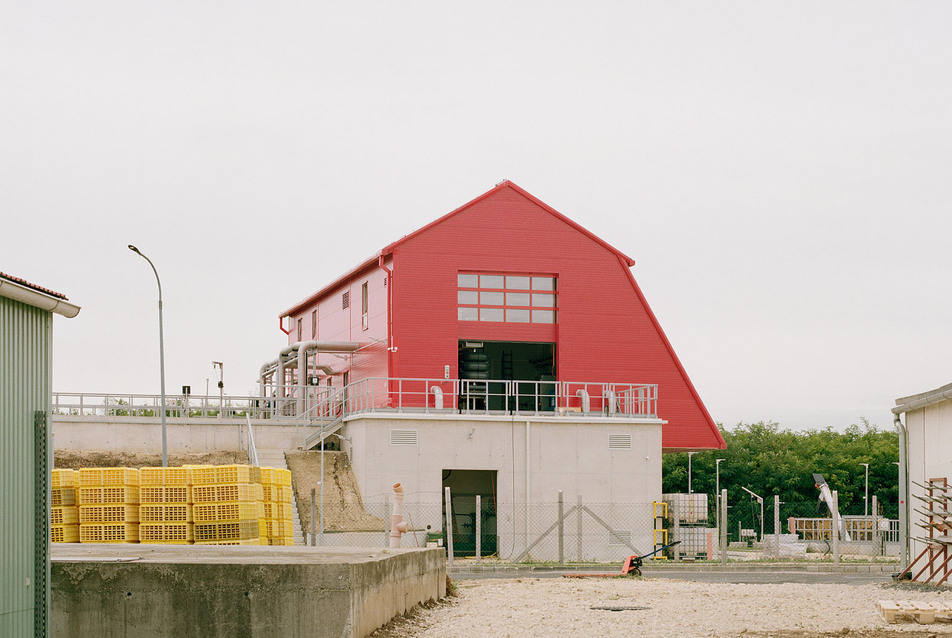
[893,381,952,415]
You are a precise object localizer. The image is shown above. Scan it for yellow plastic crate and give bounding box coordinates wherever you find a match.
[52,487,77,507]
[262,485,292,503]
[215,465,260,485]
[193,483,263,503]
[139,523,194,544]
[195,538,262,546]
[79,486,140,505]
[193,501,264,522]
[194,520,263,542]
[187,465,218,485]
[51,469,78,488]
[140,466,191,486]
[79,504,140,523]
[265,536,294,546]
[262,519,292,538]
[51,506,79,525]
[140,485,191,504]
[139,504,191,523]
[260,467,292,486]
[80,523,139,543]
[263,502,292,520]
[79,467,140,486]
[51,524,80,543]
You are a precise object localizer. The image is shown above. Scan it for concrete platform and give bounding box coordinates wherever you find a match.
[51,544,446,638]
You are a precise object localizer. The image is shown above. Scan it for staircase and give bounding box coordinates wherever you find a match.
[255,448,306,546]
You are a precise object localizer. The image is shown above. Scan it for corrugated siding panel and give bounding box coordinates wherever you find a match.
[0,296,51,636]
[387,185,721,450]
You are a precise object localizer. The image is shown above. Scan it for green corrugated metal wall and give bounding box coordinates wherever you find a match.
[0,296,51,637]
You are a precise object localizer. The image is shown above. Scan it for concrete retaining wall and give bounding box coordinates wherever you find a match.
[51,545,445,638]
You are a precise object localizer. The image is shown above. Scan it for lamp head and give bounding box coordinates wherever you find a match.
[128,245,140,254]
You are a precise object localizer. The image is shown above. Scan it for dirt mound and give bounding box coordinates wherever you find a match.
[286,450,385,532]
[54,450,248,469]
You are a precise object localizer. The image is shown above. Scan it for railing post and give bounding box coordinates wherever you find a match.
[832,490,840,567]
[576,495,583,562]
[310,488,316,546]
[444,487,454,567]
[475,494,482,563]
[720,489,728,565]
[558,490,564,564]
[872,494,880,555]
[774,494,780,558]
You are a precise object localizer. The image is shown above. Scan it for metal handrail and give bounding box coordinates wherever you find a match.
[245,415,259,466]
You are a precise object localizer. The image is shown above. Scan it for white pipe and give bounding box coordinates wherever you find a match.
[389,482,408,548]
[295,340,359,414]
[576,389,590,413]
[893,414,909,567]
[604,390,616,416]
[430,386,443,410]
[0,278,81,318]
[816,478,851,541]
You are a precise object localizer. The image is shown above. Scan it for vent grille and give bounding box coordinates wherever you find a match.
[608,530,632,546]
[390,429,418,446]
[342,291,350,309]
[608,434,632,449]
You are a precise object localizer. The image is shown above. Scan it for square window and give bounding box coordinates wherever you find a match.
[458,290,478,305]
[480,307,504,322]
[532,293,556,308]
[458,307,478,321]
[531,276,556,291]
[532,309,557,323]
[506,309,530,323]
[506,292,530,306]
[480,291,504,305]
[458,273,478,287]
[480,274,504,289]
[506,275,530,290]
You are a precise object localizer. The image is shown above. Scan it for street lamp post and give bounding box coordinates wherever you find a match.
[687,452,695,494]
[213,361,224,418]
[715,458,725,538]
[860,462,870,517]
[128,245,168,467]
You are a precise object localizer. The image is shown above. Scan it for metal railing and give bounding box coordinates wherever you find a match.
[52,392,260,419]
[54,378,658,423]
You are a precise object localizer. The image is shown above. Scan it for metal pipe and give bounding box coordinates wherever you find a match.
[430,385,443,410]
[128,245,168,467]
[576,389,590,413]
[893,414,909,567]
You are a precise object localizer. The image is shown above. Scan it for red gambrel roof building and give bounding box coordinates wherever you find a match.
[276,181,724,452]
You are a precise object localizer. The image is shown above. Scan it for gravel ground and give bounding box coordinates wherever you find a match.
[373,578,952,638]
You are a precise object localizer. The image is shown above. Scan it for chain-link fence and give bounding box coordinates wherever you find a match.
[302,494,658,563]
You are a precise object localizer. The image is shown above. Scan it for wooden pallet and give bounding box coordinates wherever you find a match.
[877,599,952,624]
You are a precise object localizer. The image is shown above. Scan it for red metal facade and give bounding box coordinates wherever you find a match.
[284,182,725,451]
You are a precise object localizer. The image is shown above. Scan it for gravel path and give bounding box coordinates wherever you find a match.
[374,578,952,637]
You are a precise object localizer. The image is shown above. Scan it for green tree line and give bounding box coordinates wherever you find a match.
[662,420,899,537]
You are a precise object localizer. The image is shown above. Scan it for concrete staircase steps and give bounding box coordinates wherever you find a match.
[255,449,306,547]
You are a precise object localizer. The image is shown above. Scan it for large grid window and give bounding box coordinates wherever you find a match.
[458,273,557,323]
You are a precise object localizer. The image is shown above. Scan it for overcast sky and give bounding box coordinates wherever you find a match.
[3,2,950,431]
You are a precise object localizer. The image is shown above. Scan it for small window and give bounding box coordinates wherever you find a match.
[342,291,350,309]
[458,290,478,305]
[361,282,368,330]
[480,307,504,322]
[480,291,504,305]
[532,293,556,308]
[458,307,478,321]
[532,276,556,291]
[506,309,530,323]
[506,292,530,306]
[458,273,478,287]
[296,318,302,341]
[480,274,504,289]
[532,309,557,324]
[506,275,530,290]
[311,310,317,339]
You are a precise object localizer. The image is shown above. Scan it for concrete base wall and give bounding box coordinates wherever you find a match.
[52,416,302,454]
[51,545,445,638]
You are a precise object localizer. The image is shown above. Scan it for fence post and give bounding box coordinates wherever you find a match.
[774,494,780,558]
[558,491,564,565]
[720,489,727,565]
[476,494,482,563]
[576,495,583,562]
[310,488,316,546]
[673,500,681,562]
[872,494,880,556]
[832,489,840,567]
[445,486,454,567]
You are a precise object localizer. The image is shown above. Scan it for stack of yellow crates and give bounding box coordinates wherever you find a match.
[261,467,294,546]
[139,466,193,544]
[78,467,140,543]
[51,469,79,543]
[193,465,265,545]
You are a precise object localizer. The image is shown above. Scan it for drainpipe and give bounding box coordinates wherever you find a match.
[378,255,394,380]
[893,413,909,567]
[389,483,408,548]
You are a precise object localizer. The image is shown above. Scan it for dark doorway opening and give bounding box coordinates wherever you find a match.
[458,341,556,412]
[442,469,498,557]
